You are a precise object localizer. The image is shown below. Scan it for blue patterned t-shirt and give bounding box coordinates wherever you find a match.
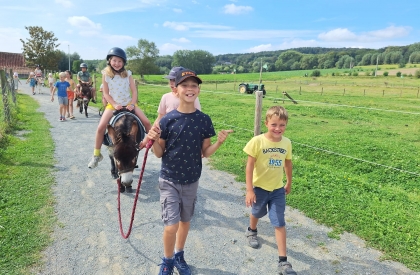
[159,109,216,184]
[54,81,70,97]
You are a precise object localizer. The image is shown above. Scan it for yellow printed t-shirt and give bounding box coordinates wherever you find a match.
[243,134,292,192]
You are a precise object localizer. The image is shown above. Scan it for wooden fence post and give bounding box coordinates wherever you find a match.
[364,89,365,96]
[383,90,384,96]
[254,91,263,136]
[299,86,301,95]
[343,88,345,96]
[321,87,323,95]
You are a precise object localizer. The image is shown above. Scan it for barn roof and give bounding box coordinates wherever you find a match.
[0,52,32,74]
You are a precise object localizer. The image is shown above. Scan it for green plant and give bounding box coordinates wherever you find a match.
[415,70,420,78]
[383,71,389,76]
[311,70,321,77]
[396,71,402,77]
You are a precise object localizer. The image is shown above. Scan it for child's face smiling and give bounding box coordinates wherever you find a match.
[60,76,66,82]
[264,116,287,142]
[110,56,124,71]
[176,78,200,102]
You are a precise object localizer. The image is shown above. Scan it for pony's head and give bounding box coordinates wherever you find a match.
[107,115,139,186]
[80,82,92,99]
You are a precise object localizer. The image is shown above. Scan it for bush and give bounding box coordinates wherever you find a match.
[311,69,321,77]
[365,71,371,76]
[415,70,420,79]
[331,72,335,76]
[352,72,358,76]
[383,71,389,77]
[396,71,402,77]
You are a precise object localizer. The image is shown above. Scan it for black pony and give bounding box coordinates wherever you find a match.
[77,82,92,117]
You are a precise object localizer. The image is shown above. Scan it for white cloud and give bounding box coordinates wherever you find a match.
[0,27,26,53]
[318,28,357,41]
[318,25,411,42]
[223,4,253,15]
[159,43,184,55]
[103,34,136,44]
[173,8,182,13]
[163,21,231,31]
[192,29,314,40]
[68,16,102,30]
[172,37,190,43]
[55,0,73,8]
[248,44,273,52]
[247,39,319,53]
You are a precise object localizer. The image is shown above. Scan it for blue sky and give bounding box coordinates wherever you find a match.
[1,0,419,60]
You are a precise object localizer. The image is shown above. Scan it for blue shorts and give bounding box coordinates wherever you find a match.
[251,187,286,227]
[159,177,199,226]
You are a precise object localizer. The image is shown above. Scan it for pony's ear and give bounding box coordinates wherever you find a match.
[107,125,117,144]
[130,120,138,137]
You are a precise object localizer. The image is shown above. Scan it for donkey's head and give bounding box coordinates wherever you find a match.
[107,115,139,186]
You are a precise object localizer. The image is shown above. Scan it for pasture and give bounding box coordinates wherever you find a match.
[131,71,420,270]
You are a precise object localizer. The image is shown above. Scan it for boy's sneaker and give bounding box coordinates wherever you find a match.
[59,117,62,121]
[158,257,174,275]
[88,154,103,168]
[245,228,259,248]
[278,261,297,275]
[174,251,191,275]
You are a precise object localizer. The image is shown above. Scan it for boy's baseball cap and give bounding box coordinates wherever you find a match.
[164,66,185,80]
[175,69,202,87]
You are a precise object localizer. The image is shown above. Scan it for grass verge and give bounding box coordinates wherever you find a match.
[0,94,56,275]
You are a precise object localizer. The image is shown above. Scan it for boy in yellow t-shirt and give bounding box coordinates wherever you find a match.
[243,105,296,275]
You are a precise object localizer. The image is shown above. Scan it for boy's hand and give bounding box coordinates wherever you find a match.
[147,126,161,141]
[245,190,256,207]
[51,96,54,102]
[217,129,233,144]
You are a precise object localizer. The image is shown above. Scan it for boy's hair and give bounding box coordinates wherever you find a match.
[103,63,128,79]
[266,106,288,123]
[59,72,66,78]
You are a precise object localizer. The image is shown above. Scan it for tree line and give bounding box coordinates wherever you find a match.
[20,26,420,76]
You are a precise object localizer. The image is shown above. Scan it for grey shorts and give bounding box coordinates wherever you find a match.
[58,96,68,105]
[159,177,198,226]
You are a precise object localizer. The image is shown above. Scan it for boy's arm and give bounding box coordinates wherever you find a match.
[146,126,165,158]
[202,130,233,157]
[283,159,293,195]
[245,155,256,207]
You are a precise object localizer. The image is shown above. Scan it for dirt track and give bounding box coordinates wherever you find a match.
[19,82,419,275]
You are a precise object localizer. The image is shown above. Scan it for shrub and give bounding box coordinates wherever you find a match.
[352,72,358,76]
[331,72,335,76]
[311,69,321,77]
[364,71,371,76]
[415,70,420,79]
[396,71,401,77]
[383,71,389,77]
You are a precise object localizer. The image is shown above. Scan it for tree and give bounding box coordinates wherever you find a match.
[172,50,215,74]
[126,39,160,75]
[72,60,81,73]
[20,26,61,70]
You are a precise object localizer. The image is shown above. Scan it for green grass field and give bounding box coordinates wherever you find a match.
[1,68,420,273]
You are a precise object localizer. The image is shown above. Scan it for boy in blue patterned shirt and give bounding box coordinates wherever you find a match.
[51,72,70,121]
[147,69,233,275]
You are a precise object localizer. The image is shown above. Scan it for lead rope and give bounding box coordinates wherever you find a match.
[117,140,154,239]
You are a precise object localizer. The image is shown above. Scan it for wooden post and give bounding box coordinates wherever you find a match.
[343,88,345,96]
[282,91,285,104]
[254,91,263,136]
[299,86,301,95]
[383,90,384,96]
[364,89,365,96]
[321,87,323,95]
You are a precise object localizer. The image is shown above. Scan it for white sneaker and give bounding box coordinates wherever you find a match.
[88,154,103,168]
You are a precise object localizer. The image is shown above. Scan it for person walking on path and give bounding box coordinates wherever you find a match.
[87,47,151,169]
[51,72,70,122]
[13,72,21,91]
[147,68,233,275]
[65,70,76,119]
[153,66,201,128]
[26,72,37,95]
[243,105,296,275]
[48,73,55,96]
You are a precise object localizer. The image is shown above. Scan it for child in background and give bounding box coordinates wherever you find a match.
[65,70,76,119]
[26,72,37,95]
[48,73,55,95]
[51,72,70,122]
[88,47,151,168]
[147,68,232,275]
[243,106,296,275]
[13,72,21,91]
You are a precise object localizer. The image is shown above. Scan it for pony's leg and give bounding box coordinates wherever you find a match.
[84,99,89,117]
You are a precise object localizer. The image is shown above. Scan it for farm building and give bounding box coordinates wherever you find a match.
[0,51,32,76]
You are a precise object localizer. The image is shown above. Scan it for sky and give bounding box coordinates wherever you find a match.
[1,0,419,61]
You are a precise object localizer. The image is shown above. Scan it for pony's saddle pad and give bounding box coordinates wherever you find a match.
[103,111,146,147]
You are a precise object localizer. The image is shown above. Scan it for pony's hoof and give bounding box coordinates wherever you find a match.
[126,186,133,193]
[111,173,118,179]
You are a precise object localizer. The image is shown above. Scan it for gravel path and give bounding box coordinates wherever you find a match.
[20,83,418,275]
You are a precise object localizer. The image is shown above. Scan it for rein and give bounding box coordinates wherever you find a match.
[117,139,153,239]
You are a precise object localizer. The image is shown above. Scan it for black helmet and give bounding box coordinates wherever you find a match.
[106,47,126,64]
[80,63,88,68]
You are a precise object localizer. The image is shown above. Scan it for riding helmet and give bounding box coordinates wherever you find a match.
[80,63,88,68]
[106,47,127,64]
